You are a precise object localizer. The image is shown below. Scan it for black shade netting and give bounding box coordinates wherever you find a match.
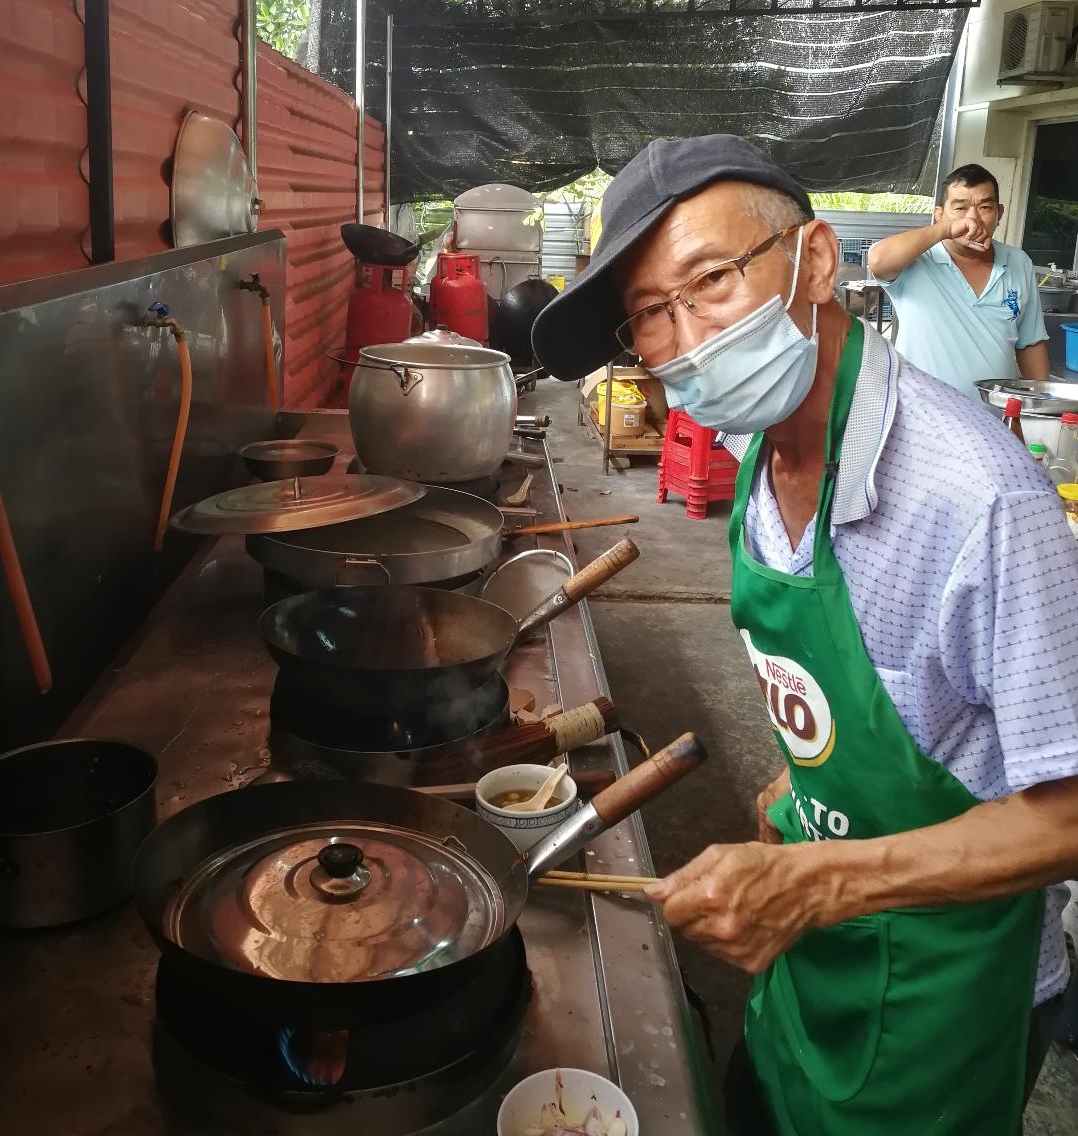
[314,1,969,200]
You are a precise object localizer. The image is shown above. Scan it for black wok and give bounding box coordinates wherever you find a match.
[257,537,639,719]
[132,733,705,1029]
[339,223,441,266]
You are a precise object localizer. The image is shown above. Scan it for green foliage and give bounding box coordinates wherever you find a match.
[534,169,613,205]
[256,0,309,59]
[809,191,933,214]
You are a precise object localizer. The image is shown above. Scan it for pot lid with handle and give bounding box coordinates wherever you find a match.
[162,820,507,982]
[404,325,483,348]
[169,474,426,535]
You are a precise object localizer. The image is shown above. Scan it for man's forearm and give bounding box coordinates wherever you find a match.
[868,221,949,282]
[1018,341,1050,381]
[795,775,1078,927]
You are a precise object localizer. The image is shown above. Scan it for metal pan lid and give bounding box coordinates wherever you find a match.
[170,475,426,535]
[163,821,506,982]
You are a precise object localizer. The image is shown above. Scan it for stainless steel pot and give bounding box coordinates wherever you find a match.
[345,342,517,483]
[0,739,158,928]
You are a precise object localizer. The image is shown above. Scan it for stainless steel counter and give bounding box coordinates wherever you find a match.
[0,438,719,1135]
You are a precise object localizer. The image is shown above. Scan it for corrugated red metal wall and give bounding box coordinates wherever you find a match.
[0,0,388,408]
[0,0,90,283]
[109,0,241,261]
[258,45,386,407]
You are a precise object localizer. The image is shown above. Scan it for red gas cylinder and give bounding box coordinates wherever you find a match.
[429,253,489,346]
[343,262,414,369]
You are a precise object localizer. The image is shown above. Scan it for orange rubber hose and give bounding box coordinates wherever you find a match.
[154,333,193,552]
[0,487,52,693]
[262,297,279,411]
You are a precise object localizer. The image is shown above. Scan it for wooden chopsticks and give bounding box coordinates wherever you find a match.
[535,869,662,894]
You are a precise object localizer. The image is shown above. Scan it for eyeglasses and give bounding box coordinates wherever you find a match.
[614,225,802,360]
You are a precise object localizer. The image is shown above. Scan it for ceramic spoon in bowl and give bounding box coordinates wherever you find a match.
[504,764,569,813]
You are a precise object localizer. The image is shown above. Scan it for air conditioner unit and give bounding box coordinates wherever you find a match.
[998,1,1075,82]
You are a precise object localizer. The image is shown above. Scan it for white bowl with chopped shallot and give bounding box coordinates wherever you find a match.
[497,1067,639,1136]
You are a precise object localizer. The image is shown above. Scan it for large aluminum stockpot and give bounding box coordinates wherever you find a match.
[346,342,517,483]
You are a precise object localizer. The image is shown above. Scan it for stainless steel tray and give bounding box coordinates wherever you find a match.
[975,379,1078,416]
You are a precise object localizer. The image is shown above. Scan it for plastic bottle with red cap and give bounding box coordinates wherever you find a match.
[1002,397,1025,445]
[1049,412,1078,486]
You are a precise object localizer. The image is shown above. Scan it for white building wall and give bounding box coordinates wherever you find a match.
[952,0,1078,242]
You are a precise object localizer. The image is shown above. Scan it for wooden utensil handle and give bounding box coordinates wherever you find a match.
[544,698,619,751]
[588,732,707,827]
[0,489,52,694]
[561,537,639,602]
[510,515,639,537]
[416,698,620,784]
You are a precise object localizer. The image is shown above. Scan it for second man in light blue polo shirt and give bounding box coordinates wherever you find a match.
[868,163,1049,401]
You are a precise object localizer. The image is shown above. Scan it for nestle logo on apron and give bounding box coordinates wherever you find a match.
[740,629,836,767]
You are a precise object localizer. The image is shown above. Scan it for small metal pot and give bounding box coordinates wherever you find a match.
[0,739,158,928]
[343,342,517,483]
[237,439,340,482]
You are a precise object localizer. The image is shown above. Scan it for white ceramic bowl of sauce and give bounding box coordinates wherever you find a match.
[475,764,578,853]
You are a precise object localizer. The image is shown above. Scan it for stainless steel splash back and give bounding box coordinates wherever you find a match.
[0,233,286,749]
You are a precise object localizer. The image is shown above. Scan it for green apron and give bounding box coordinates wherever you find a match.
[729,317,1044,1135]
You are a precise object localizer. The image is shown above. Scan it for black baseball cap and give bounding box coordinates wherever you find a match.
[531,134,814,382]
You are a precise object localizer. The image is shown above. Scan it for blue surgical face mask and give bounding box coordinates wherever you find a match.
[649,229,818,434]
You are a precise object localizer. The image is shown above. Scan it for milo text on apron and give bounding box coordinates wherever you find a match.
[728,315,1044,1135]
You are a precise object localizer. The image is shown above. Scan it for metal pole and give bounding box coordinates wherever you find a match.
[241,0,258,177]
[385,14,394,223]
[934,23,967,203]
[83,0,114,263]
[355,0,367,222]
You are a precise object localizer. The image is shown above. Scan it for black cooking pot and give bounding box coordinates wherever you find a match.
[0,739,158,928]
[131,735,705,1029]
[499,277,558,363]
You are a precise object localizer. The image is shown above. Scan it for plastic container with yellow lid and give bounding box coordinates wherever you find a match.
[1056,483,1078,538]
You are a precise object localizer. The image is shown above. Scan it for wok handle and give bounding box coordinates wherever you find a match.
[590,732,707,828]
[509,515,639,537]
[525,732,707,877]
[514,538,639,641]
[562,537,639,601]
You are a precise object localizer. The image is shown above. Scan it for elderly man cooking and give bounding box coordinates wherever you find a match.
[531,135,1078,1136]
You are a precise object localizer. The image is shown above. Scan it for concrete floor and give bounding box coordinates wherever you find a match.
[521,376,1078,1133]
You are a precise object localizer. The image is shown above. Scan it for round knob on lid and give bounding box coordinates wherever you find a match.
[318,843,364,878]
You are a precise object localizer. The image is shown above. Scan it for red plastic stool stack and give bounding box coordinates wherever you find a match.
[657,410,739,520]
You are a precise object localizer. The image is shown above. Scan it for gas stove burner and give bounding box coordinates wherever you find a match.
[278,1027,349,1087]
[269,670,509,756]
[152,930,530,1134]
[266,671,511,788]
